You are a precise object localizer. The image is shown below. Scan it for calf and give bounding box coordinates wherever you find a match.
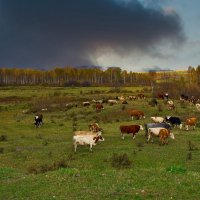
[147,127,175,144]
[185,117,197,130]
[120,124,143,140]
[165,116,182,129]
[151,116,165,123]
[73,135,104,152]
[34,113,43,128]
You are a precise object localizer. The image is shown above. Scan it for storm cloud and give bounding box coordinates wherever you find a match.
[0,0,185,68]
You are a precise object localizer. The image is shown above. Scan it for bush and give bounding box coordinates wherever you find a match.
[110,153,132,169]
[0,135,7,141]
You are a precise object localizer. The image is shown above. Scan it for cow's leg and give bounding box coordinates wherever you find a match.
[132,134,136,140]
[179,124,182,129]
[74,143,77,152]
[186,125,189,131]
[147,134,151,143]
[121,133,124,140]
[90,144,93,151]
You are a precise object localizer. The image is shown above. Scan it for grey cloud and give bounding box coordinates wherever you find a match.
[0,0,185,68]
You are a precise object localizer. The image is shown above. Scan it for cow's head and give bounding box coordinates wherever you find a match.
[139,125,144,130]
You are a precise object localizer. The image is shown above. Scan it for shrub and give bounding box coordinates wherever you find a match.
[166,165,186,173]
[110,153,132,169]
[0,135,7,142]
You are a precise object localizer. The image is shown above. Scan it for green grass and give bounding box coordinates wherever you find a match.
[0,86,200,199]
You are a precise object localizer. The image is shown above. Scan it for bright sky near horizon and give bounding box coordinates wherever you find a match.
[0,0,199,71]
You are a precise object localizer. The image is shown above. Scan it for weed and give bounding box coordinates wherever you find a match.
[187,152,192,160]
[188,141,198,151]
[110,153,132,169]
[0,135,7,141]
[166,165,186,173]
[0,147,4,153]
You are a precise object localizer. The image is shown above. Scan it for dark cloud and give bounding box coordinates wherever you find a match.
[0,0,185,68]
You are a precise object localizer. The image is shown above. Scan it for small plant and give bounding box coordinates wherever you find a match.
[187,152,192,160]
[166,165,186,173]
[42,140,48,146]
[0,135,7,141]
[110,153,132,169]
[188,141,198,151]
[0,147,4,153]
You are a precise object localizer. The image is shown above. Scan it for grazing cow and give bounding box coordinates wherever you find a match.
[144,123,172,138]
[128,95,137,100]
[74,130,102,136]
[185,117,197,130]
[120,125,143,140]
[128,109,145,120]
[95,103,104,111]
[165,116,182,129]
[122,100,128,104]
[108,99,118,104]
[196,103,200,111]
[89,123,102,132]
[180,94,189,102]
[147,127,175,144]
[137,93,145,99]
[151,116,165,123]
[34,113,43,128]
[73,135,104,152]
[83,102,90,107]
[157,92,169,100]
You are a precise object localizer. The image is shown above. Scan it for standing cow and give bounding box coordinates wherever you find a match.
[165,116,182,129]
[34,113,43,128]
[120,124,143,140]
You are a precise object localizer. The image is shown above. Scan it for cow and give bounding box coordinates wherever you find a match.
[180,94,189,102]
[151,116,165,123]
[167,100,175,110]
[157,92,169,100]
[83,102,90,107]
[144,123,172,139]
[185,117,197,130]
[34,113,43,128]
[120,124,143,140]
[89,123,102,132]
[108,99,118,105]
[196,103,200,111]
[147,127,175,144]
[128,109,145,120]
[73,135,104,152]
[165,116,182,129]
[128,95,137,101]
[95,102,104,111]
[137,93,145,99]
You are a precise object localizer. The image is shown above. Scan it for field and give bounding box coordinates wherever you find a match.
[0,86,200,200]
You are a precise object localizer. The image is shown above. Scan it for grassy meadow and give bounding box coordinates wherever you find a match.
[0,86,200,200]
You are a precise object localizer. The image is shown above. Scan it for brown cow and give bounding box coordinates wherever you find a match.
[185,117,197,130]
[137,94,145,99]
[95,103,104,111]
[127,109,145,120]
[159,128,175,145]
[120,124,143,139]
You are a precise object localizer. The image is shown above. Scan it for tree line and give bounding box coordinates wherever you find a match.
[0,66,199,86]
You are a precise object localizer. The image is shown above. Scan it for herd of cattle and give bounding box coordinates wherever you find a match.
[34,92,199,152]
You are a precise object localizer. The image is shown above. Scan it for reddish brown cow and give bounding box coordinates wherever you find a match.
[137,93,145,99]
[127,109,145,120]
[95,103,104,111]
[120,125,143,139]
[185,117,197,130]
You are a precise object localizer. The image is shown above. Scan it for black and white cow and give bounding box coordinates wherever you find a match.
[34,114,43,128]
[165,116,182,129]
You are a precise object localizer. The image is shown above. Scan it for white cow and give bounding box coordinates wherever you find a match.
[147,127,175,143]
[150,117,165,123]
[73,135,104,152]
[108,99,118,104]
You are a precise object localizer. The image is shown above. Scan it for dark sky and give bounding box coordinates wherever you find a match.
[0,0,185,69]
